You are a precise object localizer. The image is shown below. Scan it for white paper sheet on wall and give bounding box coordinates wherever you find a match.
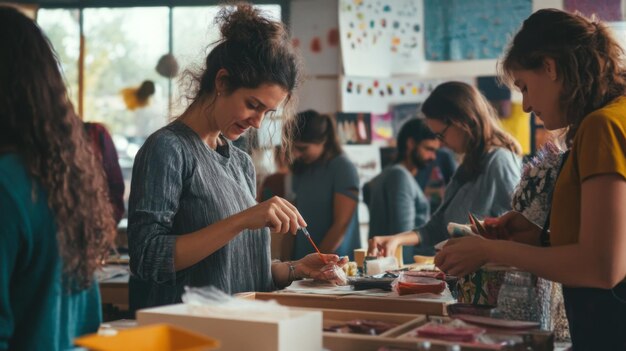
[338,0,425,77]
[339,0,393,77]
[389,0,425,74]
[340,76,442,113]
[291,0,340,75]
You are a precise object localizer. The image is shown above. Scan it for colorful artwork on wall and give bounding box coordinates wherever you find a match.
[424,0,531,61]
[371,111,394,144]
[338,0,424,76]
[336,112,373,144]
[291,0,340,75]
[340,76,473,113]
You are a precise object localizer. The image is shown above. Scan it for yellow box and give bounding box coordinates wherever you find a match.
[137,303,322,351]
[75,323,219,351]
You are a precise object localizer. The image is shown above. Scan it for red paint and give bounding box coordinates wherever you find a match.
[310,37,322,53]
[327,28,339,46]
[292,38,300,48]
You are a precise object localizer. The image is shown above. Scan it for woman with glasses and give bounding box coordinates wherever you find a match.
[368,81,522,257]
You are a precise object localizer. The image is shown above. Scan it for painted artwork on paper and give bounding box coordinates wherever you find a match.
[424,0,531,61]
[339,0,424,76]
[291,0,340,75]
[336,112,372,144]
[371,112,394,144]
[340,76,462,113]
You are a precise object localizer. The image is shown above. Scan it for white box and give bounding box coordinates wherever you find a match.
[137,303,322,351]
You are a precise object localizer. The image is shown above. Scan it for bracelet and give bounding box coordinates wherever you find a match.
[287,261,299,282]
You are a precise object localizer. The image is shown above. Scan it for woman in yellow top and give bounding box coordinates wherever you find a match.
[435,9,626,349]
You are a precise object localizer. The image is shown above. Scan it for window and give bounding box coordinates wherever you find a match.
[37,4,284,216]
[37,9,80,106]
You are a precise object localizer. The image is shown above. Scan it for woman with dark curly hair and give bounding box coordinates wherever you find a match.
[0,6,117,351]
[128,3,346,311]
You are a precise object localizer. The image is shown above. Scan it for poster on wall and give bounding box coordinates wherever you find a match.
[291,0,340,75]
[336,112,372,144]
[343,144,382,224]
[338,0,424,76]
[424,0,531,61]
[340,76,450,113]
[563,0,624,22]
[371,112,394,145]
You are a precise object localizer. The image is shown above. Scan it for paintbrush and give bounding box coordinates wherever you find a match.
[300,227,327,264]
[468,212,489,237]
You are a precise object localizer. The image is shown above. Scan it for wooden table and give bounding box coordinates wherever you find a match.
[98,265,130,321]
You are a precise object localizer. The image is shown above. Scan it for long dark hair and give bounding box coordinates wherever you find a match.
[0,7,116,289]
[184,2,302,149]
[291,110,342,174]
[422,82,522,181]
[500,8,626,147]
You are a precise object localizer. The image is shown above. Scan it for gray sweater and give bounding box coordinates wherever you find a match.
[128,121,273,309]
[415,147,522,255]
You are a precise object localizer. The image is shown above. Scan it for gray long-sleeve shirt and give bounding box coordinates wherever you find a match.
[368,164,430,236]
[415,147,522,255]
[128,121,273,309]
[367,163,430,263]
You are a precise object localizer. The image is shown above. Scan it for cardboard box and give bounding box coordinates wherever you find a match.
[137,303,322,351]
[237,291,450,316]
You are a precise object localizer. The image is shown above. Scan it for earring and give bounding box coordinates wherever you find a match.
[217,91,221,96]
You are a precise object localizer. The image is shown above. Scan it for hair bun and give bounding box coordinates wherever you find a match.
[217,3,284,45]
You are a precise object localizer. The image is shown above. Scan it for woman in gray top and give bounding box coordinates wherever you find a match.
[368,82,522,257]
[128,4,346,310]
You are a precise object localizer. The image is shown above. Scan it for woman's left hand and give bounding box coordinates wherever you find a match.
[434,236,490,277]
[296,253,349,284]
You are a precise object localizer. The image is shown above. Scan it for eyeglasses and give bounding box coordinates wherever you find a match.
[435,123,451,141]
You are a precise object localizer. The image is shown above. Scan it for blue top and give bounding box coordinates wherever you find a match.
[367,164,430,263]
[291,154,361,260]
[415,147,522,255]
[128,122,273,309]
[0,154,101,351]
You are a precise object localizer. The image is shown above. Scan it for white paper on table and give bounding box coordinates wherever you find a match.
[282,279,456,304]
[283,279,389,296]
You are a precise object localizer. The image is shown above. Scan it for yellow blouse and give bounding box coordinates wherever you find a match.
[551,96,626,246]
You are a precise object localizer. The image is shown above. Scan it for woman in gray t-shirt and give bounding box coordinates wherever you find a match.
[290,110,362,261]
[128,5,345,310]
